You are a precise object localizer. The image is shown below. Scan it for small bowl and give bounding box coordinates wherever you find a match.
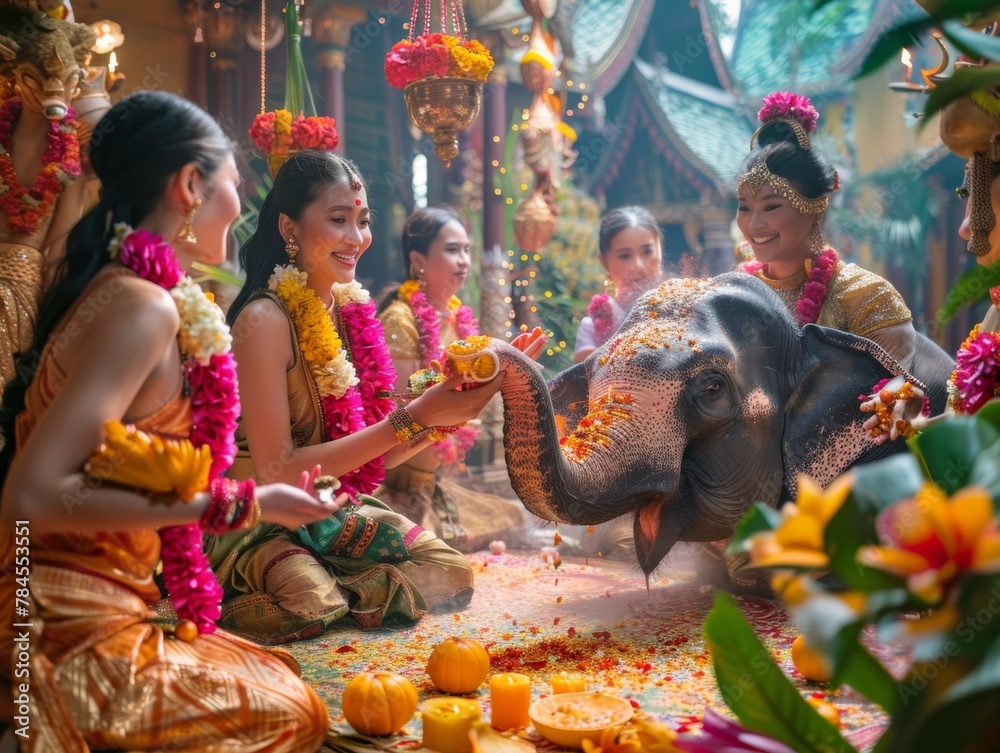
[529,692,634,749]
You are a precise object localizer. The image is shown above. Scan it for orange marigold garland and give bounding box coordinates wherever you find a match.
[0,97,81,235]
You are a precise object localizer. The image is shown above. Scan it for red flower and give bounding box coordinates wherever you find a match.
[290,115,339,150]
[248,111,276,153]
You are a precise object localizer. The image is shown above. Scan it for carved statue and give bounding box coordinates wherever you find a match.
[0,4,110,396]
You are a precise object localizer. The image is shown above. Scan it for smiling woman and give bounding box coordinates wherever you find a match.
[207,152,504,644]
[735,92,915,370]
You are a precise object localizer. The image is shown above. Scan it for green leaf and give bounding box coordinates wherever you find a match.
[850,453,925,512]
[968,437,1000,511]
[727,501,782,555]
[921,66,1000,125]
[912,415,1000,494]
[882,634,1000,752]
[935,258,1000,323]
[828,624,900,712]
[942,18,1000,62]
[856,18,935,79]
[823,456,921,591]
[191,262,244,288]
[704,592,857,753]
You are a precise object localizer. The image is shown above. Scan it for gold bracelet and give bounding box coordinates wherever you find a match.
[388,407,424,443]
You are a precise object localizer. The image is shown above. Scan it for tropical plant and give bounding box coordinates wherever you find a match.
[700,404,1000,752]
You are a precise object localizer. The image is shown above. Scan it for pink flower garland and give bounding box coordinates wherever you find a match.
[322,297,397,499]
[743,247,839,326]
[587,293,616,344]
[404,286,480,463]
[115,229,237,635]
[948,328,1000,415]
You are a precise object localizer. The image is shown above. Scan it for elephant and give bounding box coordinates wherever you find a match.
[491,272,955,577]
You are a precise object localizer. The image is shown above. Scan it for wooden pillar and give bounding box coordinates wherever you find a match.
[313,4,366,154]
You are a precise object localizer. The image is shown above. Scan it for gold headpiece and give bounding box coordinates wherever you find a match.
[749,116,811,151]
[737,160,829,215]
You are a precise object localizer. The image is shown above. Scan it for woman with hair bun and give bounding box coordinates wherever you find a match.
[574,205,664,363]
[0,91,331,752]
[735,91,916,369]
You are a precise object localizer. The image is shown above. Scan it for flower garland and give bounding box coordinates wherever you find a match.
[0,97,81,235]
[109,224,238,634]
[398,279,480,463]
[248,109,339,178]
[385,33,494,89]
[743,246,839,326]
[269,265,396,498]
[947,324,1000,414]
[587,293,616,345]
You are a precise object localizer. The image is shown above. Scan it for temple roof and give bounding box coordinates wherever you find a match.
[727,0,916,97]
[630,58,753,194]
[558,0,653,95]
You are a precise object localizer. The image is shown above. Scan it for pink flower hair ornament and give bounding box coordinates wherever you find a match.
[750,91,819,151]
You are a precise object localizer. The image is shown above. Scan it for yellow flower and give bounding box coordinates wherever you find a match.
[858,483,1000,604]
[746,473,853,569]
[274,109,292,135]
[581,726,641,753]
[85,421,212,501]
[399,279,421,303]
[268,265,357,399]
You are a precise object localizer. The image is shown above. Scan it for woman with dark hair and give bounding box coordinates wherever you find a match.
[735,91,915,369]
[211,154,502,644]
[574,205,664,363]
[0,91,333,752]
[374,206,540,551]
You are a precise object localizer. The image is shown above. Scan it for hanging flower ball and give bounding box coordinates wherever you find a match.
[426,637,491,694]
[342,671,418,735]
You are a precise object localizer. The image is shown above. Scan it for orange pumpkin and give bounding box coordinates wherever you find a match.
[791,635,831,683]
[342,671,418,735]
[426,637,491,694]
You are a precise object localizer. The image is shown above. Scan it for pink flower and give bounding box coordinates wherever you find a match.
[674,708,795,753]
[159,524,223,635]
[758,91,819,133]
[588,293,615,345]
[952,331,1000,414]
[117,230,183,289]
[455,305,478,339]
[188,354,240,480]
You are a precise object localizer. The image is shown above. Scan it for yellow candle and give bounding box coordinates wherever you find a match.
[550,673,587,694]
[489,672,531,731]
[421,698,482,753]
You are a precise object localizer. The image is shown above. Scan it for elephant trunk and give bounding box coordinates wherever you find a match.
[492,341,668,524]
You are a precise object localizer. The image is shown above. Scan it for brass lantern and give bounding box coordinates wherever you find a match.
[404,77,482,167]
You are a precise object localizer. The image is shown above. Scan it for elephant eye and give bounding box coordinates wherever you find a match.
[704,382,722,393]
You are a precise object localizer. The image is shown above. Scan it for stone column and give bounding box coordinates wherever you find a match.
[313,4,366,154]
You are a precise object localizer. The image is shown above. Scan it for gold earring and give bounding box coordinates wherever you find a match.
[177,197,202,244]
[285,236,299,264]
[808,220,824,255]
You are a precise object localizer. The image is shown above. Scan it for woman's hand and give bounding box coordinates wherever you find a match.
[255,467,345,529]
[859,375,928,445]
[407,373,503,428]
[511,326,548,361]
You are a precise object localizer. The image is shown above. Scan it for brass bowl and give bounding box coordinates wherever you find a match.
[404,77,483,167]
[529,692,634,749]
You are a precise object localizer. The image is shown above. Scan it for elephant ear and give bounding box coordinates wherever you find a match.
[783,325,904,492]
[546,361,589,431]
